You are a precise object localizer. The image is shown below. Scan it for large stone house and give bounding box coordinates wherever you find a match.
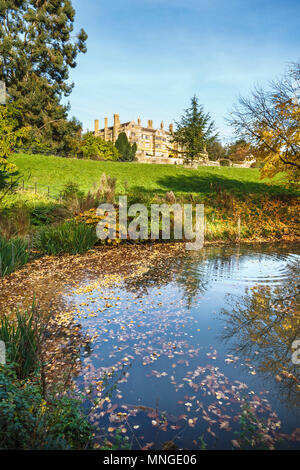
[93,114,255,167]
[94,114,183,163]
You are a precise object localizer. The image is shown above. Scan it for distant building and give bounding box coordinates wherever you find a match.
[94,114,183,161]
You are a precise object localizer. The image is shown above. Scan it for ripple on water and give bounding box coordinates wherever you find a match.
[188,251,300,287]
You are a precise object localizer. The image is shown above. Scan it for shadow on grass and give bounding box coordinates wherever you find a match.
[132,173,298,200]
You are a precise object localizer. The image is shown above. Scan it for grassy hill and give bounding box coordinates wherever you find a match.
[9,153,296,199]
[1,153,298,246]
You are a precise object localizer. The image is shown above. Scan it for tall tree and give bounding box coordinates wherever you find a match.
[0,103,30,199]
[115,132,137,161]
[227,139,252,162]
[228,62,300,187]
[172,96,217,162]
[206,139,226,161]
[0,0,87,154]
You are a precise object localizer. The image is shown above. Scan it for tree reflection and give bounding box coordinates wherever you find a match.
[124,246,247,306]
[220,262,300,409]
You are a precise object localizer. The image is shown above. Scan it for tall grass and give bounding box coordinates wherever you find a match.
[0,302,95,449]
[0,235,29,277]
[64,174,117,214]
[0,205,30,239]
[34,220,98,255]
[0,305,43,379]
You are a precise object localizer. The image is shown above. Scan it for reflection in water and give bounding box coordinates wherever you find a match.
[124,245,299,305]
[220,260,300,409]
[65,244,300,450]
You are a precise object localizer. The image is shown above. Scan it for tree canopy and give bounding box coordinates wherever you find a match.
[228,62,300,187]
[0,0,87,155]
[206,139,226,161]
[226,139,253,162]
[81,132,120,161]
[172,95,217,162]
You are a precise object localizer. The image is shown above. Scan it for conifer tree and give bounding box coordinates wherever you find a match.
[0,1,87,154]
[173,96,217,162]
[115,132,137,161]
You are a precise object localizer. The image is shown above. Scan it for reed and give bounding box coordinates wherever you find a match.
[0,304,42,379]
[34,219,98,255]
[0,235,29,277]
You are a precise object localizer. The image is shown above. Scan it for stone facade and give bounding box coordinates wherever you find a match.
[93,114,256,168]
[94,114,182,160]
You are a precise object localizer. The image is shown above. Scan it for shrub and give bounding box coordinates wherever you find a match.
[34,220,98,255]
[165,191,176,204]
[0,204,30,239]
[219,158,231,167]
[63,174,118,214]
[81,132,120,161]
[115,132,137,161]
[0,300,95,450]
[61,181,84,202]
[29,203,70,227]
[251,161,265,169]
[0,365,94,450]
[0,234,29,277]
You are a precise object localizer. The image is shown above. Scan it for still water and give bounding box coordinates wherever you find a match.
[66,244,300,450]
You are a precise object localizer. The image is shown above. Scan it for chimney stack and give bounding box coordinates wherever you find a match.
[137,117,141,126]
[94,119,99,136]
[160,121,164,129]
[114,114,120,126]
[169,123,174,133]
[148,119,153,128]
[113,114,120,142]
[104,117,108,141]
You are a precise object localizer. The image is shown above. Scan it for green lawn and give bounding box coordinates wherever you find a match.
[9,153,295,199]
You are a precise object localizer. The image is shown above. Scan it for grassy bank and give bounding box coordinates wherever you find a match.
[9,153,296,198]
[0,153,298,278]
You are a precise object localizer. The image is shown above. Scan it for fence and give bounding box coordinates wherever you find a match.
[15,179,65,202]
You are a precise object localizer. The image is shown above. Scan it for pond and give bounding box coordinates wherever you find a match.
[64,244,300,450]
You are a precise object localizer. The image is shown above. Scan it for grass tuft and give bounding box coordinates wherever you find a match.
[0,235,29,277]
[33,219,98,255]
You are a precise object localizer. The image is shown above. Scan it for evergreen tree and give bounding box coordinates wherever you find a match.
[131,142,137,161]
[115,132,137,161]
[173,96,217,161]
[0,1,87,155]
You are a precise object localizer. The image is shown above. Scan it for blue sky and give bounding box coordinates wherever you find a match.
[67,0,300,143]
